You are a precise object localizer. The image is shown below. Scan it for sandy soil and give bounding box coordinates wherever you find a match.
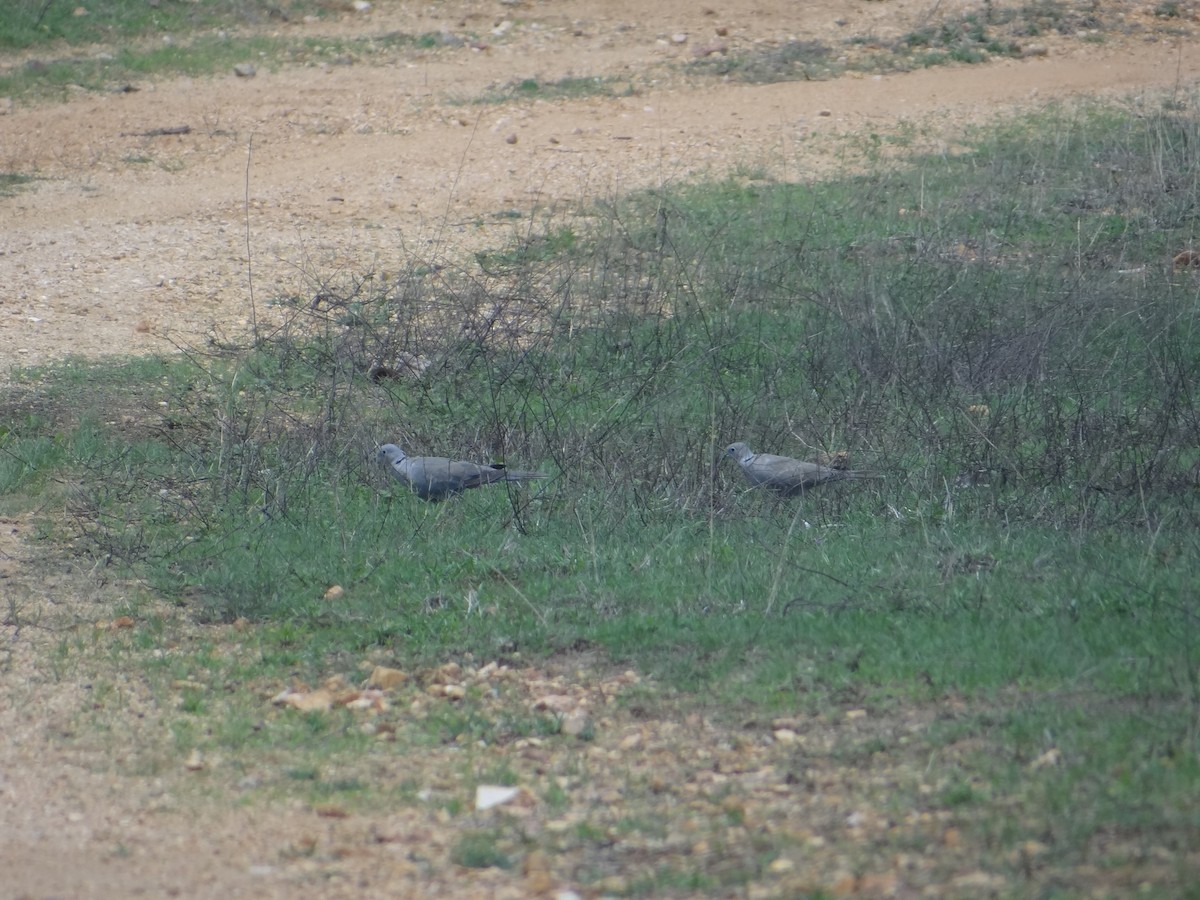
[3,0,1198,366]
[2,0,1200,896]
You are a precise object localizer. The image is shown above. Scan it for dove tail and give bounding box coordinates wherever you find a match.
[504,471,549,482]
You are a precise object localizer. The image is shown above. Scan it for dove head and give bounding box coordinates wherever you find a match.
[725,442,753,464]
[377,444,407,465]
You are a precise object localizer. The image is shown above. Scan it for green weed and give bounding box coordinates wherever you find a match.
[451,830,513,869]
[472,75,633,105]
[0,173,37,198]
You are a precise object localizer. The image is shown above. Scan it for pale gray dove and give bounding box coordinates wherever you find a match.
[378,443,547,501]
[724,441,878,498]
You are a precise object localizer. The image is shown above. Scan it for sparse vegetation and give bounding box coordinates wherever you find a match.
[7,95,1200,708]
[451,829,514,869]
[690,38,840,83]
[0,31,457,102]
[0,172,36,197]
[0,0,453,102]
[0,0,1145,104]
[473,75,634,105]
[689,0,1156,84]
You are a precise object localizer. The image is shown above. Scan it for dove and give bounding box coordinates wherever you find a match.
[377,443,547,501]
[724,441,879,498]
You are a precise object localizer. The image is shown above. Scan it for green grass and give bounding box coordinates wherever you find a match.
[0,0,326,50]
[4,95,1198,702]
[0,3,451,103]
[0,32,451,102]
[0,172,38,197]
[451,830,513,869]
[472,75,634,105]
[3,95,1200,885]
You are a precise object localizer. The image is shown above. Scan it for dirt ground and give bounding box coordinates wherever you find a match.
[4,0,1200,366]
[3,0,1200,896]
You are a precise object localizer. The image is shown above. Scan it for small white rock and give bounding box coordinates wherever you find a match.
[475,785,520,811]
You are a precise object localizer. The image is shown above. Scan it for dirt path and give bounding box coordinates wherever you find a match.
[3,0,1198,366]
[3,0,1200,896]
